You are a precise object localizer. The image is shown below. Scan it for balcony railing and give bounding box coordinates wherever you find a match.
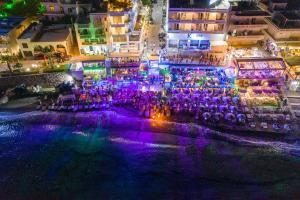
[169,16,226,21]
[169,18,225,23]
[228,31,265,40]
[230,22,268,30]
[168,27,224,33]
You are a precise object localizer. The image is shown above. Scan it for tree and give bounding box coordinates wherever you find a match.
[0,54,17,73]
[141,0,152,6]
[41,46,55,68]
[2,0,45,18]
[13,62,23,72]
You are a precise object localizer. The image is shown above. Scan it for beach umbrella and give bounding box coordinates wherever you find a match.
[184,89,190,94]
[218,105,226,112]
[237,114,246,123]
[230,106,236,112]
[232,96,239,103]
[222,96,229,103]
[204,96,211,102]
[214,112,223,121]
[209,104,217,111]
[225,113,236,122]
[212,97,220,103]
[202,112,211,120]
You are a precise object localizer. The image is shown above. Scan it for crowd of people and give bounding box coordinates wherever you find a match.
[42,85,247,126]
[160,53,226,66]
[170,68,233,88]
[109,57,140,67]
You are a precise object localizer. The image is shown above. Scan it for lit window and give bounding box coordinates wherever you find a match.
[22,43,28,48]
[49,6,55,12]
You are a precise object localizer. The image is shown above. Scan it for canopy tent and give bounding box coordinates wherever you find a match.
[285,56,300,67]
[236,58,286,79]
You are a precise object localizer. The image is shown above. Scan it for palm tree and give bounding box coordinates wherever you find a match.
[41,46,55,68]
[0,54,17,73]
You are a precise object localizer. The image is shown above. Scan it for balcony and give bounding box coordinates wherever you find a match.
[169,19,226,25]
[230,22,268,30]
[82,38,106,45]
[112,35,127,43]
[228,31,265,41]
[168,25,224,34]
[79,34,92,39]
[129,35,140,41]
[111,23,126,28]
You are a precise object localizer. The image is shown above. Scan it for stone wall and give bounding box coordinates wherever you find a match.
[0,72,70,90]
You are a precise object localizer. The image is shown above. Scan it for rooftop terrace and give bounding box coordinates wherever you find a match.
[19,24,70,42]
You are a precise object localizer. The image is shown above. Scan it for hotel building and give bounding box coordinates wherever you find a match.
[228,1,270,46]
[264,11,300,54]
[74,2,108,55]
[167,0,230,52]
[17,24,74,58]
[41,0,92,21]
[107,0,142,55]
[0,17,33,55]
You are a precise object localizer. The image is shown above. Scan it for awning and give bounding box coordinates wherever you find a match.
[285,56,300,66]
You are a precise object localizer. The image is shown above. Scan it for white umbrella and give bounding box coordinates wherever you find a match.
[202,112,211,120]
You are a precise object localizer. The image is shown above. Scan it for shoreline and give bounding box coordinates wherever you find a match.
[1,100,299,139]
[1,109,300,157]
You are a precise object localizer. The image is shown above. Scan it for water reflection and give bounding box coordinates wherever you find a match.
[0,112,300,199]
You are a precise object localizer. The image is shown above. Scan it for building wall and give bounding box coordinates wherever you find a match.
[266,22,300,40]
[18,32,73,58]
[75,13,108,55]
[167,8,229,50]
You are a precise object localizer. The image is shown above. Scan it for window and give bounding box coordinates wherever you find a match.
[22,43,28,48]
[49,6,55,12]
[23,51,33,57]
[190,40,199,48]
[169,40,177,48]
[179,40,188,49]
[68,8,73,14]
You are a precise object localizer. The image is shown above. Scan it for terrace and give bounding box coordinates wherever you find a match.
[266,11,300,29]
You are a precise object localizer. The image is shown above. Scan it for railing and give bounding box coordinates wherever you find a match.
[168,18,225,24]
[169,16,226,21]
[168,28,224,33]
[230,23,268,29]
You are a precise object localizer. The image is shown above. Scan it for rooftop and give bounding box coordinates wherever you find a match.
[269,11,300,29]
[169,0,230,9]
[231,1,270,16]
[35,26,70,42]
[19,24,71,42]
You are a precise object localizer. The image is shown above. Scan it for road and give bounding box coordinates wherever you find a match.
[141,0,164,57]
